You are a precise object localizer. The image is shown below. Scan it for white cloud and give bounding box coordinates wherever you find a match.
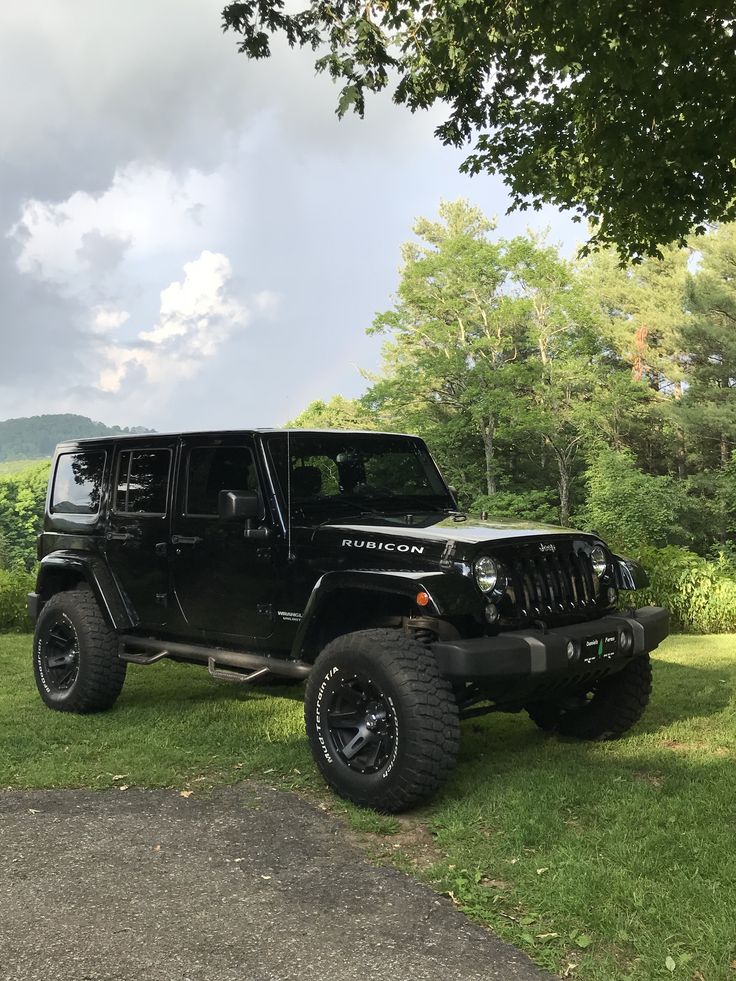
[10,163,227,285]
[97,250,249,394]
[93,308,129,332]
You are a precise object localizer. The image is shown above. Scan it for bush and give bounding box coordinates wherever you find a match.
[577,449,692,551]
[0,567,34,632]
[632,545,736,633]
[471,489,560,525]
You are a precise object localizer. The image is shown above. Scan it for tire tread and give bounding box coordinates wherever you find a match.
[34,586,126,713]
[305,628,460,812]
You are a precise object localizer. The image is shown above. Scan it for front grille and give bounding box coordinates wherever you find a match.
[494,539,603,625]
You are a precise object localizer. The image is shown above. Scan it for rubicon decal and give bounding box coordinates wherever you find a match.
[342,538,425,555]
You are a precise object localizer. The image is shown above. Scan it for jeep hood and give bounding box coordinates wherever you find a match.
[325,514,591,546]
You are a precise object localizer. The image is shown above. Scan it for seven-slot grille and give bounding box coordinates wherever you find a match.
[497,541,601,622]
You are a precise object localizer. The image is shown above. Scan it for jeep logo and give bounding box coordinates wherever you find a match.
[538,542,556,553]
[342,538,425,555]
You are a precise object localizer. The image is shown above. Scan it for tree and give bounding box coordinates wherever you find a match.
[365,200,532,497]
[222,1,736,260]
[680,224,736,470]
[581,245,691,476]
[0,463,51,571]
[288,395,378,430]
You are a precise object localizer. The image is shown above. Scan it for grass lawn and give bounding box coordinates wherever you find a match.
[1,632,734,980]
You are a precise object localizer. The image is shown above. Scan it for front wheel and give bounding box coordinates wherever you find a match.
[526,653,653,740]
[304,629,460,812]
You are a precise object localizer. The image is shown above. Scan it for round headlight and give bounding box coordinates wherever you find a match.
[474,555,499,593]
[591,545,608,577]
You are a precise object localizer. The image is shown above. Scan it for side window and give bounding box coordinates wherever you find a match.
[51,451,106,515]
[186,446,257,516]
[115,449,171,515]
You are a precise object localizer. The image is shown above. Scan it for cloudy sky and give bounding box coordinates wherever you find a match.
[0,1,579,432]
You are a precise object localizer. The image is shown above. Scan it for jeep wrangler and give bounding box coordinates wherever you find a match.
[28,429,668,812]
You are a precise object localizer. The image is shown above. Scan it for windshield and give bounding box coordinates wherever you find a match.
[264,432,454,521]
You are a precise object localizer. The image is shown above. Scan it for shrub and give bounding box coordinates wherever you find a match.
[631,545,736,633]
[471,489,560,525]
[577,449,692,551]
[0,567,34,632]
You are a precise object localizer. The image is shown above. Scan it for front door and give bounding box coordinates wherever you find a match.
[105,440,177,629]
[170,437,277,640]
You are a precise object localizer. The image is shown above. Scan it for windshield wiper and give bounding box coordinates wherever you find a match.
[317,508,389,526]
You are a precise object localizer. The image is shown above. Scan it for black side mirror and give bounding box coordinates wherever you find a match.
[218,489,260,521]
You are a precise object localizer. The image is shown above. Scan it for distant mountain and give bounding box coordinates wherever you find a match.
[0,414,155,462]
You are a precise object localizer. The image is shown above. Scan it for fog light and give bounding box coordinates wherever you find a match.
[607,586,618,605]
[566,640,577,661]
[619,629,633,653]
[485,602,499,625]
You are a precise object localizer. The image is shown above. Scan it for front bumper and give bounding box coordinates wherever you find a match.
[431,606,669,683]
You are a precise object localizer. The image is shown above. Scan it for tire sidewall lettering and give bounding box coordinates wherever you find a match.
[313,662,400,778]
[314,664,339,764]
[36,610,77,697]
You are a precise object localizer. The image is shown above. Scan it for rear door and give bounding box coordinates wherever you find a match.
[105,440,177,629]
[169,436,278,640]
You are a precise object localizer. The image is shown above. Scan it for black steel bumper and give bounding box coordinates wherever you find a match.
[431,606,669,683]
[27,592,41,624]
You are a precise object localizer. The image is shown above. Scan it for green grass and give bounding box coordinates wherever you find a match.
[1,633,735,980]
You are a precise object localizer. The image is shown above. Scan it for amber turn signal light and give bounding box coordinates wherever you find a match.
[416,591,431,607]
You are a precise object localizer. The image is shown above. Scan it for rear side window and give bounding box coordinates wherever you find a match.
[186,446,257,515]
[52,451,106,515]
[115,449,171,515]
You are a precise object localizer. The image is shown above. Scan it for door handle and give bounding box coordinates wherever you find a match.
[170,535,203,546]
[105,531,137,543]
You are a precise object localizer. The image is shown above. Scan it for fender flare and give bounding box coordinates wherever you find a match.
[613,553,650,590]
[289,567,481,660]
[35,551,133,630]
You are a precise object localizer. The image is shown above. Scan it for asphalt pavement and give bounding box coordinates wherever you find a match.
[0,784,552,981]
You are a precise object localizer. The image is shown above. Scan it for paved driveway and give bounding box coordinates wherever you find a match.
[0,785,551,981]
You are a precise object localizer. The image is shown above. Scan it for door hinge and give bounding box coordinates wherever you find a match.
[256,603,274,619]
[256,547,272,561]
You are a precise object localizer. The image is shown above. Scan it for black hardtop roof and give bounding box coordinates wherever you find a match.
[57,428,416,449]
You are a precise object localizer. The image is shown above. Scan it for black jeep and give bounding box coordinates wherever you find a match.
[28,429,668,811]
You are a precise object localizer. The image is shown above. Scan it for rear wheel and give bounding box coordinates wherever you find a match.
[304,629,460,812]
[33,587,126,713]
[526,654,652,740]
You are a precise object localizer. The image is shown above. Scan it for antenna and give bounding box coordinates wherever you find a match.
[286,429,293,561]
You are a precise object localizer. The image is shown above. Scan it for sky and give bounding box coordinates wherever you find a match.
[0,1,580,432]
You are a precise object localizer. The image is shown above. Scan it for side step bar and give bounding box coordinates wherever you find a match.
[119,648,169,666]
[207,660,272,685]
[119,635,311,680]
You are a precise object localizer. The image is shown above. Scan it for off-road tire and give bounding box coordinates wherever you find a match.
[526,653,652,740]
[304,629,460,813]
[33,586,126,713]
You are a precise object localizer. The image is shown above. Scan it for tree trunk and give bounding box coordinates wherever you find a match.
[481,416,496,495]
[558,464,571,527]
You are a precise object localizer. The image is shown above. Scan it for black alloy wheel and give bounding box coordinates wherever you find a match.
[322,672,397,775]
[39,615,81,692]
[304,628,460,812]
